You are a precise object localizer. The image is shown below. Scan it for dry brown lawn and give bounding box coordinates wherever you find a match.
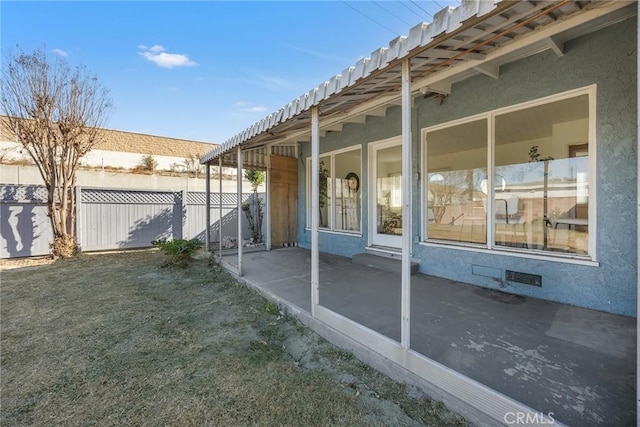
[1,250,466,426]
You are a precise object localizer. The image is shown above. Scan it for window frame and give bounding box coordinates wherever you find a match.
[421,85,597,261]
[306,145,363,236]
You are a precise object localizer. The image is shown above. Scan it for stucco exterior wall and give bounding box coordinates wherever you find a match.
[297,17,637,316]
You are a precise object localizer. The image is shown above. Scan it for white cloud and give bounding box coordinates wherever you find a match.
[138,45,198,69]
[233,101,268,114]
[243,106,268,113]
[149,44,165,53]
[52,48,68,58]
[243,69,295,91]
[255,74,291,91]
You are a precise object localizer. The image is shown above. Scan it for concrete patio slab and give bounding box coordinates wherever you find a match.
[221,247,636,426]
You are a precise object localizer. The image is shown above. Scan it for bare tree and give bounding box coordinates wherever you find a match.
[1,47,112,257]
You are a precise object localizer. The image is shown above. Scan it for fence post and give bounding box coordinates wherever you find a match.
[76,186,83,253]
[181,189,188,240]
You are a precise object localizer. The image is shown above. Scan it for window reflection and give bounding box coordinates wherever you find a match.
[495,95,589,254]
[424,91,591,256]
[426,119,488,244]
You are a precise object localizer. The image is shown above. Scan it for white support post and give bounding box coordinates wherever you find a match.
[265,152,272,251]
[636,2,640,425]
[487,118,495,250]
[219,156,223,259]
[311,106,320,316]
[75,186,82,253]
[400,58,412,350]
[181,189,188,240]
[205,163,211,251]
[237,147,243,276]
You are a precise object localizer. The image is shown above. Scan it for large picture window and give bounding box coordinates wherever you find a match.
[425,118,487,244]
[423,87,593,258]
[307,147,361,233]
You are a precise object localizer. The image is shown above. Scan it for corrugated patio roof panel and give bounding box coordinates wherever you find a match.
[408,23,429,51]
[366,47,387,73]
[428,6,454,38]
[352,57,368,82]
[477,0,500,17]
[201,0,619,166]
[326,75,341,96]
[339,67,355,89]
[386,36,407,61]
[454,0,481,24]
[294,98,303,116]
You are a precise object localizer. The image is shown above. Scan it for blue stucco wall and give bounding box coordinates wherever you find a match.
[297,17,637,316]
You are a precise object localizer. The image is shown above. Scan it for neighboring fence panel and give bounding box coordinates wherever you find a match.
[0,185,52,258]
[80,189,182,251]
[185,192,255,244]
[0,185,261,258]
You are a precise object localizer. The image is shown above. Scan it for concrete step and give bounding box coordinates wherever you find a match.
[352,253,419,275]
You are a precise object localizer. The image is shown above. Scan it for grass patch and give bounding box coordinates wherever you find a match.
[1,251,466,426]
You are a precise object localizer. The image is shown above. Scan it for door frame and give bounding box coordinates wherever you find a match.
[368,136,402,248]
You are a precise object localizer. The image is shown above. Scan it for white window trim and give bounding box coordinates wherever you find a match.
[306,145,363,234]
[368,136,403,248]
[421,85,597,261]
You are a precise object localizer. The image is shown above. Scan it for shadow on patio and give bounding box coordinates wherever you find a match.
[221,247,636,426]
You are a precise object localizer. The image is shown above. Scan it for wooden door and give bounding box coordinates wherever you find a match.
[270,156,297,246]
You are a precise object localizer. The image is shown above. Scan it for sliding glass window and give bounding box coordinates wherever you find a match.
[307,147,361,233]
[423,87,593,258]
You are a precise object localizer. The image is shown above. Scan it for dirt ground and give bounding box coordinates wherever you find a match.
[1,249,466,426]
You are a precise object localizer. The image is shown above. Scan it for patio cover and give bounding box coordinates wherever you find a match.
[200,0,631,168]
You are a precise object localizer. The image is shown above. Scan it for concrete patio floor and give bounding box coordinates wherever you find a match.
[221,247,636,426]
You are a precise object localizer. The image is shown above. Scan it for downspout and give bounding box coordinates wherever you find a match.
[401,58,412,349]
[311,106,320,316]
[636,1,639,423]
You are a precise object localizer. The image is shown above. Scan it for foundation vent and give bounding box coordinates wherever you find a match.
[505,270,542,287]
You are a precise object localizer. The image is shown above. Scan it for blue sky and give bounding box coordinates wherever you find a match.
[1,1,459,145]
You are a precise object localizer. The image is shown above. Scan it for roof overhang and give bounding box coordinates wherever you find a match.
[201,0,636,168]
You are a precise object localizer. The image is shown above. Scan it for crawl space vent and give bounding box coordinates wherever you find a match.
[505,270,542,287]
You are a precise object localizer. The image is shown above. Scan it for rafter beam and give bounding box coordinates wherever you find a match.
[322,123,344,132]
[412,1,631,92]
[367,106,387,117]
[417,48,486,61]
[546,35,564,57]
[474,63,500,79]
[420,80,452,95]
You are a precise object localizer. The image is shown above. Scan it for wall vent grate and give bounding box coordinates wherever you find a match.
[505,270,542,287]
